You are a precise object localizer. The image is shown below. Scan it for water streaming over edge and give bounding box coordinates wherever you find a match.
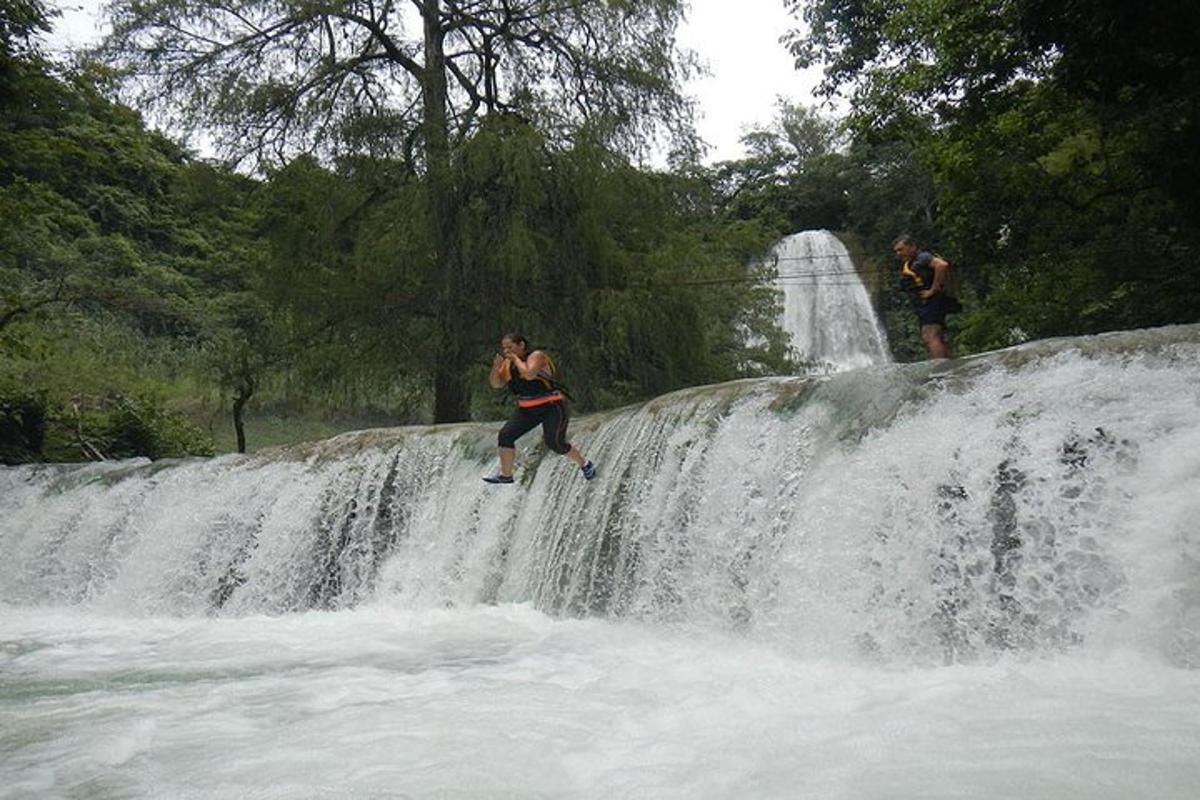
[3,325,1198,668]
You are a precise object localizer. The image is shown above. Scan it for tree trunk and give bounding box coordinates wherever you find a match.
[422,0,472,422]
[232,394,247,454]
[232,377,254,454]
[433,355,469,423]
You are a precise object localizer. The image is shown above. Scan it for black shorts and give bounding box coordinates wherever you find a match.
[915,295,962,326]
[497,401,572,454]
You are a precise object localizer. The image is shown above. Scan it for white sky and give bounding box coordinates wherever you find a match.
[46,0,822,164]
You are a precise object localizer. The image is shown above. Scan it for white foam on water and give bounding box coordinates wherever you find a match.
[3,325,1200,796]
[2,604,1198,800]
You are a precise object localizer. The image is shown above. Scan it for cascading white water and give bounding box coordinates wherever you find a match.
[2,326,1199,659]
[771,229,890,372]
[3,325,1200,798]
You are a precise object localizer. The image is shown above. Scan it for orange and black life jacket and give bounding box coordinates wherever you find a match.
[504,353,570,408]
[899,251,936,293]
[900,251,959,297]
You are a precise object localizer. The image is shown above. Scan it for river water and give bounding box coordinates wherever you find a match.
[3,325,1200,798]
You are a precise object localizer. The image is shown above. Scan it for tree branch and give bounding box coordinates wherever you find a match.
[330,10,424,78]
[0,282,70,333]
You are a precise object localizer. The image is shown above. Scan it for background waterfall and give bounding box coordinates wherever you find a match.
[4,325,1198,666]
[772,229,890,371]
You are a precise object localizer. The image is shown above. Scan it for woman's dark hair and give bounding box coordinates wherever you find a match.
[501,332,530,351]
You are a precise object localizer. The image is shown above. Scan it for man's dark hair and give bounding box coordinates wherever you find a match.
[893,234,918,247]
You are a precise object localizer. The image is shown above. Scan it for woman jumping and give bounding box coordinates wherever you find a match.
[483,333,596,484]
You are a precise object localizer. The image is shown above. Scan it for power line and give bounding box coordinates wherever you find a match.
[639,274,886,288]
[768,253,874,261]
[772,269,883,277]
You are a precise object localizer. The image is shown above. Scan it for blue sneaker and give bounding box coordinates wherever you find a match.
[482,474,514,484]
[581,461,596,480]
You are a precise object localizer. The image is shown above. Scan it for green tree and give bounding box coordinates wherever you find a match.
[713,101,850,233]
[101,0,698,421]
[0,0,53,67]
[253,117,787,417]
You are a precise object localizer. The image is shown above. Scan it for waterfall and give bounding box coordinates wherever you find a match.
[771,229,890,371]
[3,325,1198,666]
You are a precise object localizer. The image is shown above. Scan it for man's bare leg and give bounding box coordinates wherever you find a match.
[922,324,952,359]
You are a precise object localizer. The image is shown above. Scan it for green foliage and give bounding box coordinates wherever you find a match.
[22,394,214,463]
[78,395,213,461]
[0,312,216,463]
[0,18,271,463]
[780,0,1200,355]
[101,0,697,167]
[0,390,45,463]
[713,101,851,234]
[708,101,940,361]
[7,0,1199,469]
[0,0,54,106]
[100,0,706,420]
[250,117,788,419]
[0,1,791,461]
[450,120,787,406]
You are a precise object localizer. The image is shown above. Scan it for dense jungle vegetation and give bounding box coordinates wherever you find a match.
[3,0,1197,463]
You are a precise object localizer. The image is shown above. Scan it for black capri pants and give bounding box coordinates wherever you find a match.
[498,401,572,454]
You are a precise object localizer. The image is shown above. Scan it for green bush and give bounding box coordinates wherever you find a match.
[96,396,214,460]
[0,393,47,464]
[0,389,214,464]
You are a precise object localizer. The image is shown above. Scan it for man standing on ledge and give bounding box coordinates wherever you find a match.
[484,332,596,484]
[892,235,962,359]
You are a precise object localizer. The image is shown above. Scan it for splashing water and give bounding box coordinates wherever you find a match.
[772,229,890,372]
[3,325,1200,797]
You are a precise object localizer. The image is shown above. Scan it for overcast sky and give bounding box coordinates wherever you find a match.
[47,0,821,163]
